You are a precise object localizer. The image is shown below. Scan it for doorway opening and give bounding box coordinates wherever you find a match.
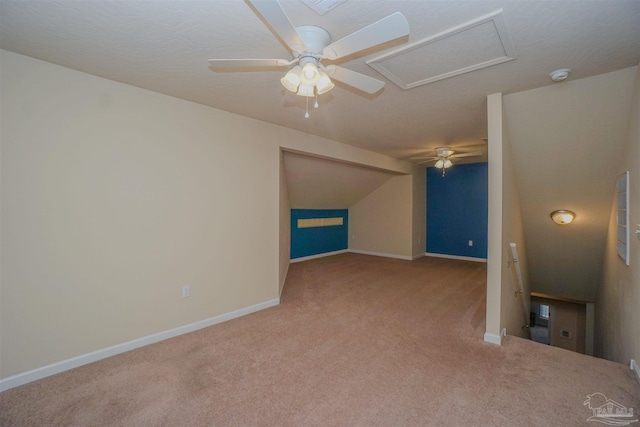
[530,302,551,345]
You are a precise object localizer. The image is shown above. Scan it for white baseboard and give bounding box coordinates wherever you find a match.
[484,332,503,345]
[290,249,348,263]
[348,249,413,261]
[292,250,424,263]
[425,252,487,263]
[631,359,640,385]
[0,298,280,392]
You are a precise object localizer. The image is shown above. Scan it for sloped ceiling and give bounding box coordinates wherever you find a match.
[283,151,399,209]
[504,67,638,301]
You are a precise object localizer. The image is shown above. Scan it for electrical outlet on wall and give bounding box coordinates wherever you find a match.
[560,329,572,340]
[468,240,473,246]
[182,286,190,298]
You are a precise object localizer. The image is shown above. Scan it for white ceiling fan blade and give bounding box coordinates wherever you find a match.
[208,58,292,70]
[247,0,306,54]
[326,65,385,94]
[418,158,439,164]
[450,151,483,158]
[322,12,409,60]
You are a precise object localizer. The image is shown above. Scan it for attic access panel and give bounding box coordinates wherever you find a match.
[299,0,347,15]
[367,10,516,89]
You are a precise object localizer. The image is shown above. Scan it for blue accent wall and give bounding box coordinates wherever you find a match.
[291,209,348,259]
[426,163,488,258]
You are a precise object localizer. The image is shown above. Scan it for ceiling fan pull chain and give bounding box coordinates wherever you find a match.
[305,96,310,118]
[314,91,319,109]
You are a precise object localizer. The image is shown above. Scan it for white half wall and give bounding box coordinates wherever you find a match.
[486,92,532,343]
[486,93,504,343]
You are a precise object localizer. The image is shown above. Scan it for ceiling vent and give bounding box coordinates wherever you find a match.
[300,0,347,15]
[367,10,516,90]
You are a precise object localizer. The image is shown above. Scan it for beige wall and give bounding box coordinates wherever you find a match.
[1,50,279,377]
[597,64,640,366]
[0,50,415,380]
[349,174,414,258]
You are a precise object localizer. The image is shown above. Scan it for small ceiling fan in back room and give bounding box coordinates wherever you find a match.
[208,0,410,117]
[415,147,483,176]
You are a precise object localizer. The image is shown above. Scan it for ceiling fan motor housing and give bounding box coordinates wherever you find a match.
[436,147,455,157]
[295,26,331,56]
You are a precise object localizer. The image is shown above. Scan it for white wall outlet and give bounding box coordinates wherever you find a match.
[468,240,473,246]
[182,286,190,298]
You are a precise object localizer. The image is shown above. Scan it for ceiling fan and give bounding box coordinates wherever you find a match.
[208,0,410,117]
[415,147,483,176]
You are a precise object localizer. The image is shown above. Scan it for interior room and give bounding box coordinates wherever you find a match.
[1,0,639,425]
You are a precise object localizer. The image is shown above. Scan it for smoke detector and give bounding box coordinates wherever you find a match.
[550,68,571,82]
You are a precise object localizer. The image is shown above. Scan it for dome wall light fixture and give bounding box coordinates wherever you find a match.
[550,209,575,225]
[550,68,571,82]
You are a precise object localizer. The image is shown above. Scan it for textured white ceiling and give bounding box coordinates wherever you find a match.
[1,0,638,160]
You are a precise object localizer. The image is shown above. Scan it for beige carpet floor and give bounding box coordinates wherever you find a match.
[1,253,638,426]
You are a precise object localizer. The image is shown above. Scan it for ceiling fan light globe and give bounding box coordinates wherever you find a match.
[435,159,444,169]
[281,66,301,92]
[301,62,320,85]
[281,76,299,92]
[443,159,453,168]
[316,73,334,94]
[297,83,315,97]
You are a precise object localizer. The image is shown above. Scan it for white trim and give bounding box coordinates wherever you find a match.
[0,298,280,392]
[425,252,487,263]
[292,250,424,263]
[484,332,502,345]
[631,359,640,385]
[290,249,348,263]
[348,249,413,261]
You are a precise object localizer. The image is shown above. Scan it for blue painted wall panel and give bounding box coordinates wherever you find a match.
[426,163,488,258]
[291,209,348,259]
